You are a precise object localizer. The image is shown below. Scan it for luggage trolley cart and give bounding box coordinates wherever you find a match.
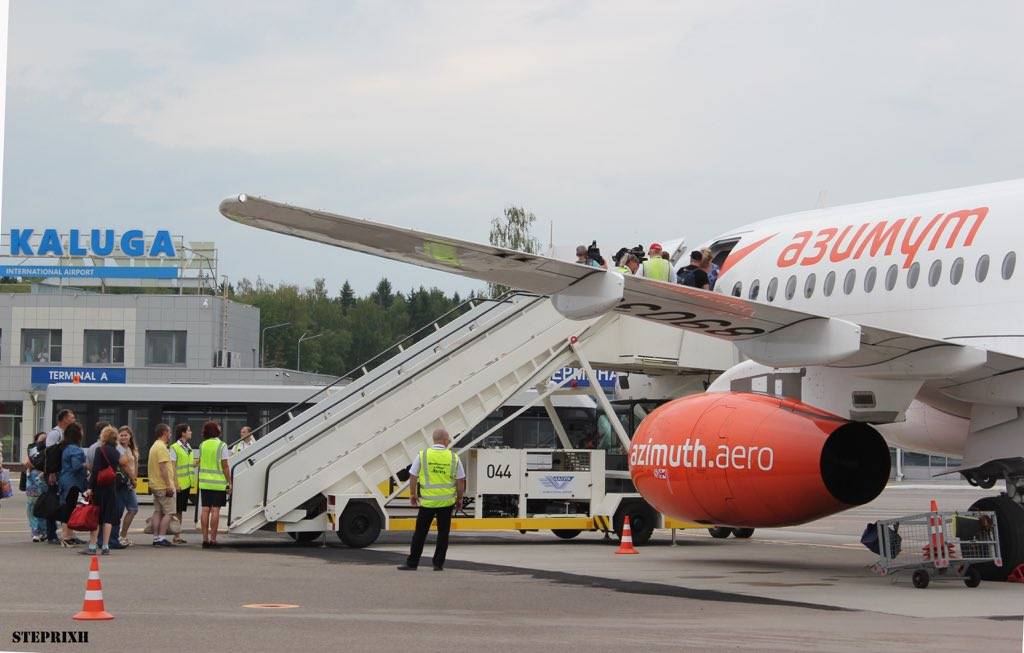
[869,508,1002,589]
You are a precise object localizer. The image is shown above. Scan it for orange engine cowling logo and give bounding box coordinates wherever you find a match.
[630,392,890,528]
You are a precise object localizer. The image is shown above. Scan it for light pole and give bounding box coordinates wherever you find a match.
[260,322,291,368]
[297,331,324,372]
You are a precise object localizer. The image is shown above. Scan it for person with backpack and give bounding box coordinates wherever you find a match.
[677,251,711,289]
[43,409,76,543]
[23,432,48,542]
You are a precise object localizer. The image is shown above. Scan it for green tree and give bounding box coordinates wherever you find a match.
[339,281,355,313]
[488,205,541,297]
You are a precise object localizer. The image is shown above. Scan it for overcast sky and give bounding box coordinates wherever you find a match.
[3,1,1024,296]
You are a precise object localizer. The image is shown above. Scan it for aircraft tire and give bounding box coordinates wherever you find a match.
[708,527,732,539]
[732,528,755,539]
[968,495,1024,581]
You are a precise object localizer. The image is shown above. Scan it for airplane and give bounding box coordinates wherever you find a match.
[221,178,1024,580]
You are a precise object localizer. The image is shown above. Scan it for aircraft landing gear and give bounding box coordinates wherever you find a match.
[967,494,1024,581]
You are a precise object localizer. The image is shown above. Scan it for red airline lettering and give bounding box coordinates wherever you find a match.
[799,227,836,266]
[777,231,813,268]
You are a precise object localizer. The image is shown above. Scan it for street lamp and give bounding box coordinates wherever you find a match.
[260,322,291,368]
[297,331,324,372]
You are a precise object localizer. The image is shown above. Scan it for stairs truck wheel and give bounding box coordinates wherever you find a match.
[288,532,322,544]
[337,503,382,548]
[732,528,755,539]
[614,502,657,546]
[552,529,582,540]
[708,527,732,539]
[967,495,1024,581]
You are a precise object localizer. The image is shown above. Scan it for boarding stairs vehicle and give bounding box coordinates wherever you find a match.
[227,291,736,546]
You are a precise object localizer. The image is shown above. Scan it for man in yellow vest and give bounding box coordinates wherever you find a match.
[615,253,640,275]
[640,243,671,281]
[169,423,196,544]
[197,421,231,549]
[397,428,465,571]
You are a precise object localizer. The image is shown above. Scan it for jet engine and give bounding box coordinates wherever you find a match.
[630,392,891,527]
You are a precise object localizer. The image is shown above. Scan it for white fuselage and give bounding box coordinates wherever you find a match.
[697,179,1024,457]
[711,179,1024,359]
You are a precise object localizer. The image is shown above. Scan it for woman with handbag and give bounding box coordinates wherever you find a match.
[23,432,48,541]
[116,426,140,546]
[81,426,132,555]
[58,423,87,547]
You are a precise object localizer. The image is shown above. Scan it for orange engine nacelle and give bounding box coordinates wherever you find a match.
[630,392,891,527]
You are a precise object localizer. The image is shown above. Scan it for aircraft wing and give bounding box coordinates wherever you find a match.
[220,194,1014,377]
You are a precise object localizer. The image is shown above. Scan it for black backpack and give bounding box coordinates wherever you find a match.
[28,445,45,471]
[677,265,699,287]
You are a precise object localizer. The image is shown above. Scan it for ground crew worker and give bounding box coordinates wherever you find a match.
[169,423,195,544]
[397,428,466,571]
[641,243,671,281]
[197,421,230,549]
[232,425,255,454]
[615,253,640,275]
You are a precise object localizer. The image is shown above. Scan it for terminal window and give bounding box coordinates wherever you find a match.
[145,330,186,366]
[22,329,62,364]
[85,330,125,365]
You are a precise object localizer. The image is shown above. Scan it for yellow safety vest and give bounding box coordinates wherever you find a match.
[170,441,195,490]
[615,266,630,274]
[198,439,228,491]
[417,448,459,508]
[643,257,671,281]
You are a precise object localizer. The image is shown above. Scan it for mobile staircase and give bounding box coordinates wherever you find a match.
[227,291,736,544]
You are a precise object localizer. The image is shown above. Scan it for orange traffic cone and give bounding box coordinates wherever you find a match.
[73,556,113,621]
[616,516,639,555]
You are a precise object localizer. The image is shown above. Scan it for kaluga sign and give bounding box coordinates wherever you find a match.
[9,229,177,258]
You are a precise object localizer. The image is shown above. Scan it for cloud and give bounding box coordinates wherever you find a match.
[5,1,1024,296]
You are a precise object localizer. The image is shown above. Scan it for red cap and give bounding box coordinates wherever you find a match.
[648,242,662,252]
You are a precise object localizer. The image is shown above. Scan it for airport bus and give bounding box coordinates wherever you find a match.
[43,383,334,482]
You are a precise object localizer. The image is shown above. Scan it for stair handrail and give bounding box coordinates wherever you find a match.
[229,292,511,451]
[227,291,543,526]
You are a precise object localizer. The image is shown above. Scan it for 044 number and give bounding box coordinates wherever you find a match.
[486,464,513,479]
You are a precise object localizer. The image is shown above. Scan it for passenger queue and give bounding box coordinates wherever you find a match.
[576,241,720,290]
[4,409,239,553]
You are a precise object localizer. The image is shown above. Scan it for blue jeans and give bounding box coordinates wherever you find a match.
[26,497,45,536]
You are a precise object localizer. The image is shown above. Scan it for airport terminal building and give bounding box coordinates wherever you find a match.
[0,227,333,463]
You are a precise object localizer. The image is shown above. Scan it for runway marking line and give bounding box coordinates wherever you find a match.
[242,603,299,609]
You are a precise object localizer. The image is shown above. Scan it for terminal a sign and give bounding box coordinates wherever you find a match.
[550,367,617,390]
[31,366,127,387]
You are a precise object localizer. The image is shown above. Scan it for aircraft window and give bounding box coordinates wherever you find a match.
[950,257,964,285]
[928,260,942,287]
[906,261,920,289]
[843,269,856,295]
[766,277,778,302]
[864,266,877,293]
[732,281,742,297]
[804,273,816,298]
[885,264,898,291]
[823,271,836,297]
[1002,251,1016,280]
[976,255,990,282]
[749,279,760,301]
[785,275,797,300]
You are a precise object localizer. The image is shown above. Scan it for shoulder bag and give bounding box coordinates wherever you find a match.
[96,447,116,487]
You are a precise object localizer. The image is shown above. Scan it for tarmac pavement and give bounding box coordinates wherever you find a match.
[1,482,1022,652]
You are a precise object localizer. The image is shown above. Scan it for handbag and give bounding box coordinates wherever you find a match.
[96,447,115,487]
[68,502,99,532]
[19,471,27,492]
[33,490,60,519]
